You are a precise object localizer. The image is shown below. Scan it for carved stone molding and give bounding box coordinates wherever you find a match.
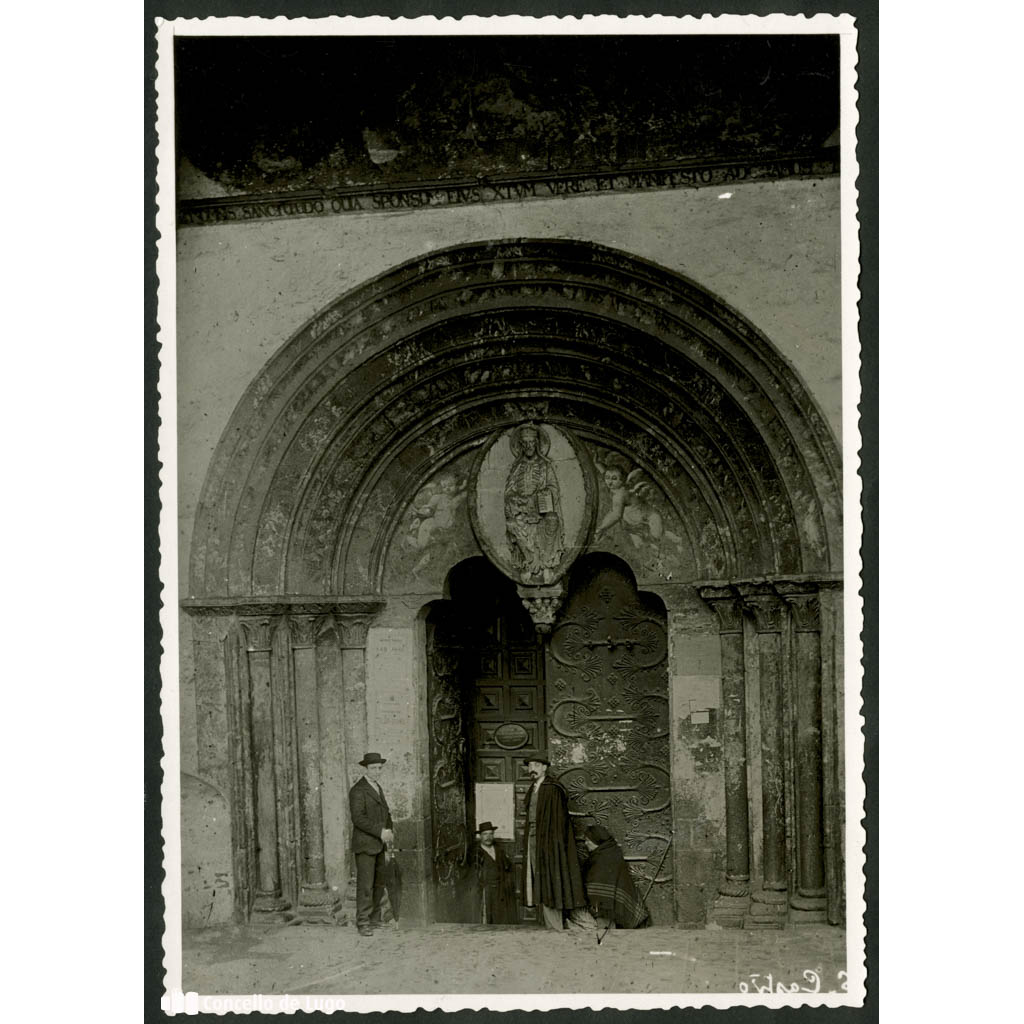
[517,582,565,633]
[698,585,745,634]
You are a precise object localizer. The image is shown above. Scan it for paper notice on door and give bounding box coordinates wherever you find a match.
[475,783,515,838]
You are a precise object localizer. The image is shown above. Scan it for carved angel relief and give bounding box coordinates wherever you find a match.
[591,447,691,580]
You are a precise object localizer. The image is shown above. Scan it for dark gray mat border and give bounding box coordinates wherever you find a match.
[143,3,878,1021]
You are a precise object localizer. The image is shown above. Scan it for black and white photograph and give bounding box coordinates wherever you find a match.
[157,14,863,1011]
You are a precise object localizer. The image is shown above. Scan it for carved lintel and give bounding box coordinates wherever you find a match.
[516,581,565,634]
[698,585,744,634]
[240,616,276,652]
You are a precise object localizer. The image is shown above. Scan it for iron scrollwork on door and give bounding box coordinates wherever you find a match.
[549,604,667,687]
[544,561,674,921]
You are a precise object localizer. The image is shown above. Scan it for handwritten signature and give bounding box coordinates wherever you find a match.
[738,969,848,994]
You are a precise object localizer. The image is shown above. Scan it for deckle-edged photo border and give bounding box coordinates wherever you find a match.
[153,10,868,1013]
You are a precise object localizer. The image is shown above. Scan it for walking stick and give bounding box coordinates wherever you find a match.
[597,833,673,946]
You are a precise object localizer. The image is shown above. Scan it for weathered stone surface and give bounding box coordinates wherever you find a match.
[183,236,842,603]
[181,773,234,928]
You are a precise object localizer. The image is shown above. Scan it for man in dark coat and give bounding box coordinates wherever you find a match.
[581,824,651,930]
[522,754,588,929]
[349,752,394,937]
[475,821,518,924]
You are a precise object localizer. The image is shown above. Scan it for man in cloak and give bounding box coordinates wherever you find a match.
[580,823,651,930]
[522,754,588,929]
[475,821,518,924]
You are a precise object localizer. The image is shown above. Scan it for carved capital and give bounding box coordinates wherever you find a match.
[334,613,374,649]
[698,585,744,635]
[289,613,325,649]
[781,592,821,632]
[736,584,785,633]
[517,581,565,634]
[240,616,276,652]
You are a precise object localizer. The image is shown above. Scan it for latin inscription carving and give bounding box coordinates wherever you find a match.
[179,151,839,226]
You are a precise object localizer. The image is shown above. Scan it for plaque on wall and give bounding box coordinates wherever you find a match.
[469,422,596,588]
[474,782,515,839]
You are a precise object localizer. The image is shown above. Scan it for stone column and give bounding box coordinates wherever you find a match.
[335,613,373,769]
[737,584,788,927]
[777,583,829,924]
[241,616,293,922]
[818,581,845,925]
[699,586,751,927]
[290,614,342,923]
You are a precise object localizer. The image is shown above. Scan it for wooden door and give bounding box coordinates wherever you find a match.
[468,594,546,923]
[427,560,545,923]
[545,558,674,924]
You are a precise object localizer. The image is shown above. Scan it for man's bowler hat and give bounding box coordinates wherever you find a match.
[476,821,499,833]
[523,753,551,765]
[359,752,387,766]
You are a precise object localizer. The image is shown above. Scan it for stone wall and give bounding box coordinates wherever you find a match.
[175,179,843,928]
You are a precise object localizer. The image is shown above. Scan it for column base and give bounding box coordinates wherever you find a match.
[711,879,750,927]
[744,888,788,929]
[296,885,344,924]
[251,891,295,925]
[711,894,750,928]
[789,890,828,924]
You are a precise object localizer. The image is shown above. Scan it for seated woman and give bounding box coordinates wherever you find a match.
[580,824,651,930]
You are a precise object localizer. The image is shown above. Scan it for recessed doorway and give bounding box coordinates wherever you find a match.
[426,558,546,923]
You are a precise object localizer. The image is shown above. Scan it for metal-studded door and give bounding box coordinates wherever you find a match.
[545,558,674,924]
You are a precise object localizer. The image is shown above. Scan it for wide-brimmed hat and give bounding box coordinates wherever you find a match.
[585,824,613,844]
[522,753,551,766]
[476,821,499,834]
[359,752,387,767]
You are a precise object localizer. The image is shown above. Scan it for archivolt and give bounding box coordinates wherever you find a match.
[188,239,842,599]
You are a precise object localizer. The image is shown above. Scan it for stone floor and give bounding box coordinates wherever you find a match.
[182,923,847,996]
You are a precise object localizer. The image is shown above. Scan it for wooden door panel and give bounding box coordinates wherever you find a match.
[428,567,545,924]
[544,561,674,924]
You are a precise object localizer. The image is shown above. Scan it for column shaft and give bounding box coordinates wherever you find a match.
[722,628,751,884]
[291,615,341,922]
[243,617,292,921]
[700,587,751,927]
[780,587,828,923]
[739,587,788,928]
[337,615,372,768]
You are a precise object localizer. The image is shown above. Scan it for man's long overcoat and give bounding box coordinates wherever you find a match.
[523,775,587,910]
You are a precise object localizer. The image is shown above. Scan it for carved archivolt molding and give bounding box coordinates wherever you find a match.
[188,239,842,600]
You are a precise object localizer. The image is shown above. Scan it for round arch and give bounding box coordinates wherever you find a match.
[187,238,842,600]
